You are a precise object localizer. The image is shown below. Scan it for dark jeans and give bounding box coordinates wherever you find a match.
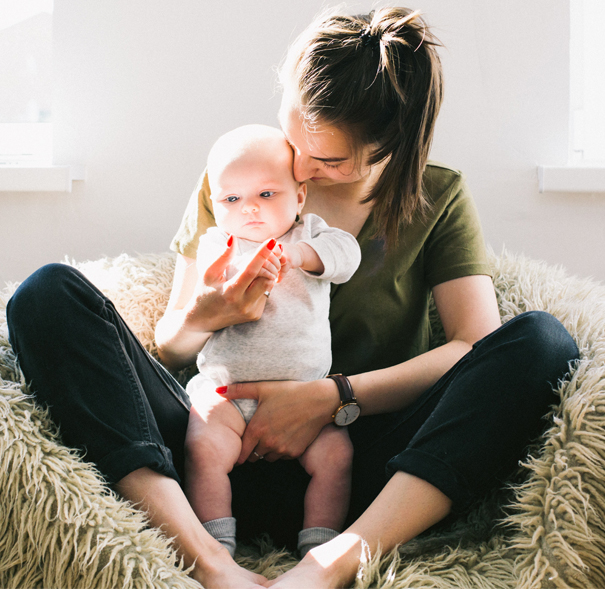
[7,263,580,549]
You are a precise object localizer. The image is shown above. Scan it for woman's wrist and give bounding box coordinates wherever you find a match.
[318,376,344,425]
[155,307,213,370]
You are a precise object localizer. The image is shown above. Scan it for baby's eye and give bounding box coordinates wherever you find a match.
[260,191,275,198]
[225,195,239,203]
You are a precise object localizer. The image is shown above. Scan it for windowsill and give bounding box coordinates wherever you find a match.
[0,164,86,192]
[538,164,605,193]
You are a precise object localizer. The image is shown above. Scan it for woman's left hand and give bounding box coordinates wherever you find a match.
[217,379,339,463]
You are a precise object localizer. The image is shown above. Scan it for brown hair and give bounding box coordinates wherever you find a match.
[280,7,443,247]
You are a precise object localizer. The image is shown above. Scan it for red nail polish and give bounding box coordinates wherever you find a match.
[267,238,276,250]
[227,235,233,247]
[216,386,228,394]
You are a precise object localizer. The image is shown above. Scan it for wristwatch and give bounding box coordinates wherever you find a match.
[327,374,361,426]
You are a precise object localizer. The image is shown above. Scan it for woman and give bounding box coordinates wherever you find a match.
[7,7,579,589]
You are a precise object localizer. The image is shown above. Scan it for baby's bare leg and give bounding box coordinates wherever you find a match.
[185,389,246,523]
[298,424,353,531]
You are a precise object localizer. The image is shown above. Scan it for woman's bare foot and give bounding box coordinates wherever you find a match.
[193,546,268,589]
[267,533,363,589]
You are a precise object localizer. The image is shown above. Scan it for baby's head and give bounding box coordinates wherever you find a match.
[208,124,306,242]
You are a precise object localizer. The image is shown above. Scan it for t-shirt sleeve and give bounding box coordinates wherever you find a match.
[170,168,216,259]
[423,175,492,288]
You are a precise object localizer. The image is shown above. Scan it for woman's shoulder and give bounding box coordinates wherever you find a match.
[423,161,467,202]
[424,160,464,179]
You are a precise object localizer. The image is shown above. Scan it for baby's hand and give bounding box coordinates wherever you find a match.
[277,242,324,281]
[277,243,303,281]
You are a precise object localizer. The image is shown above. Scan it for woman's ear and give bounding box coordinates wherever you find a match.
[297,182,307,214]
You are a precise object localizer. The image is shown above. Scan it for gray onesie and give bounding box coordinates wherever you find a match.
[185,213,361,422]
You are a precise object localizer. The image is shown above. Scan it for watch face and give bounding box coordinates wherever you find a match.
[334,403,361,426]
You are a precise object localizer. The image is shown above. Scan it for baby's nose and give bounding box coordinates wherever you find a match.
[242,200,260,213]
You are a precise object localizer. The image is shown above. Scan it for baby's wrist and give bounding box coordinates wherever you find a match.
[297,242,324,274]
[279,242,303,269]
[294,243,307,268]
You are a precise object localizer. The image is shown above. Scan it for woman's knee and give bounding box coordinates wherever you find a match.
[512,311,579,371]
[7,263,99,356]
[469,310,579,410]
[9,264,80,322]
[8,264,97,331]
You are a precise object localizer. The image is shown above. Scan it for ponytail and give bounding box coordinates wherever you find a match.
[280,7,444,248]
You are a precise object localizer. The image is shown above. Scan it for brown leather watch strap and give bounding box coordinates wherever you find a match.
[327,373,356,404]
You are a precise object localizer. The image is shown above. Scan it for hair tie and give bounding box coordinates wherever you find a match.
[359,26,381,49]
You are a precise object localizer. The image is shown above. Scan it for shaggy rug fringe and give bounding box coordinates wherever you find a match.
[1,249,605,588]
[0,275,197,589]
[490,249,605,589]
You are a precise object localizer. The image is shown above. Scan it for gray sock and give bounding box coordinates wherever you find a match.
[298,527,339,558]
[203,517,237,558]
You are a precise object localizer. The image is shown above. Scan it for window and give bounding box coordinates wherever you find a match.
[538,0,605,192]
[570,0,605,163]
[0,0,53,165]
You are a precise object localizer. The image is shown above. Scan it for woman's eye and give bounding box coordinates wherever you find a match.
[260,191,275,198]
[323,162,341,170]
[225,196,239,203]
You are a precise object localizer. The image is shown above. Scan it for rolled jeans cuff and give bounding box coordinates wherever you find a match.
[386,448,474,513]
[96,441,181,486]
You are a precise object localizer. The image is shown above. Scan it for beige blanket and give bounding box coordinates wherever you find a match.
[1,250,604,588]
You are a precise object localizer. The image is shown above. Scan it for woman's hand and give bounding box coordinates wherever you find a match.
[156,238,281,370]
[217,379,340,463]
[189,236,281,332]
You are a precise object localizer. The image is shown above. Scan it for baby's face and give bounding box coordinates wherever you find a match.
[210,141,305,242]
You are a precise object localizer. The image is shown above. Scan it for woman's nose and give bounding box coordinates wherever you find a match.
[292,153,316,182]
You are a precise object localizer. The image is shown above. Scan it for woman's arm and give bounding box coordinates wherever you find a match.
[156,239,282,371]
[155,254,207,370]
[349,274,501,415]
[222,274,501,462]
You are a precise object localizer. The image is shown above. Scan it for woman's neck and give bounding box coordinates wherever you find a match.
[302,162,383,238]
[301,184,372,238]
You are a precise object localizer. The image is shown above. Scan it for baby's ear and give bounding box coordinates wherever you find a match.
[297,181,307,212]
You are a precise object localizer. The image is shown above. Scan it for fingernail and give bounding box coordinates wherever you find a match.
[267,238,276,250]
[227,235,233,247]
[216,386,228,394]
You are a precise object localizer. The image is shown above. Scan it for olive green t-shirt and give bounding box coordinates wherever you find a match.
[170,161,492,375]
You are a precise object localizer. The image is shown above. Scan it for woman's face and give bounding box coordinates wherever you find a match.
[278,94,373,186]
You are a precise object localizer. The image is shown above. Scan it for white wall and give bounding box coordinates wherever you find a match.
[2,0,604,286]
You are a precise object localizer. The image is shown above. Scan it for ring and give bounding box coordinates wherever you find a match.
[264,291,271,298]
[252,451,264,460]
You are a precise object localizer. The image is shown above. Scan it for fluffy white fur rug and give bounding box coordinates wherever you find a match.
[1,249,604,589]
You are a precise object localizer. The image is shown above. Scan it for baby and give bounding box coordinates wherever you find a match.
[184,124,361,558]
